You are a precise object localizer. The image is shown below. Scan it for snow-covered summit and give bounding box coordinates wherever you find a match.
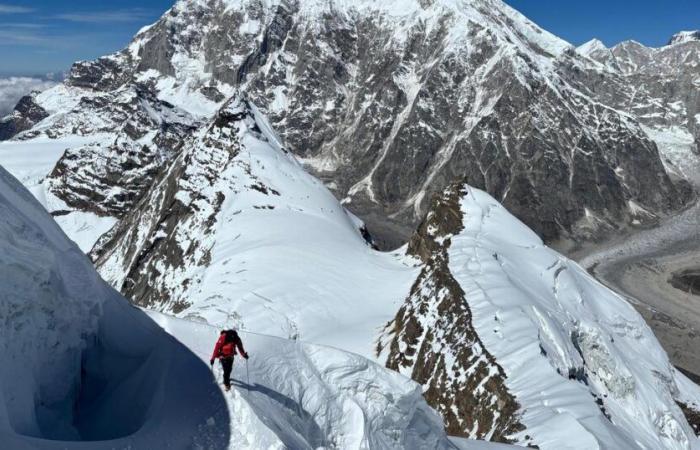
[668,31,700,46]
[3,0,688,251]
[578,38,608,55]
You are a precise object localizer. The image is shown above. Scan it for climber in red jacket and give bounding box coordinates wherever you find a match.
[210,329,248,391]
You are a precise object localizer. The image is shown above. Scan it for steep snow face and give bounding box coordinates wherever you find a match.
[1,0,689,250]
[0,165,231,448]
[449,186,700,449]
[379,183,524,442]
[576,39,620,71]
[92,94,417,356]
[382,182,700,448]
[146,311,463,450]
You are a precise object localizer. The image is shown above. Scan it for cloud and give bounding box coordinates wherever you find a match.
[56,8,154,24]
[0,22,44,29]
[0,29,49,45]
[0,4,34,14]
[0,77,57,117]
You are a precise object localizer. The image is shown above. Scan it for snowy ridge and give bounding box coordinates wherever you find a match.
[2,0,690,251]
[380,181,700,447]
[450,185,700,448]
[668,31,700,46]
[146,310,462,449]
[92,93,418,356]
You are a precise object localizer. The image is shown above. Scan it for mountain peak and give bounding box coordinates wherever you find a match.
[577,38,608,56]
[668,30,700,46]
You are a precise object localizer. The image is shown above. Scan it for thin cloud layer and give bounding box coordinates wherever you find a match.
[0,4,34,14]
[56,8,154,23]
[0,77,57,117]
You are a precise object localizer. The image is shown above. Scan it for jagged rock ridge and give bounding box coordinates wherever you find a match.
[379,182,524,441]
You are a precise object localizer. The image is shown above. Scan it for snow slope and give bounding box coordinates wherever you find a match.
[379,181,700,446]
[93,93,418,357]
[0,162,482,449]
[450,185,700,448]
[146,310,468,449]
[88,93,700,446]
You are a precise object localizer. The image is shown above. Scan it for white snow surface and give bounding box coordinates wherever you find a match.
[447,186,700,449]
[146,310,468,450]
[93,95,700,448]
[0,163,488,449]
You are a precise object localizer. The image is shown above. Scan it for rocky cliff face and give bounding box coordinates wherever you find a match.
[577,34,700,184]
[128,0,692,248]
[45,85,198,219]
[2,0,693,250]
[378,182,524,441]
[0,92,48,140]
[91,95,263,311]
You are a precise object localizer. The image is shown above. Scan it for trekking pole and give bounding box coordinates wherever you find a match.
[245,358,250,391]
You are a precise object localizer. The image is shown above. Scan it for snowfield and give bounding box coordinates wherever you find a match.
[0,163,476,449]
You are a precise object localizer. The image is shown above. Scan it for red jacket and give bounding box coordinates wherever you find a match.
[211,330,247,360]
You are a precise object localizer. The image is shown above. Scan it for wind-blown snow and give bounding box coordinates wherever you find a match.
[146,310,465,450]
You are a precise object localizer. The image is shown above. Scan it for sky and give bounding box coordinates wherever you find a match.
[505,0,699,48]
[0,1,172,76]
[0,0,698,75]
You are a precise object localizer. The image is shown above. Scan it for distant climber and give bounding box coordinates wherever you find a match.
[210,329,248,391]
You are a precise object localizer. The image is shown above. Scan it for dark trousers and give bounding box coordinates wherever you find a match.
[220,357,234,387]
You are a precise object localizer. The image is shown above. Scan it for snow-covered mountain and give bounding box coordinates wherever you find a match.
[90,93,419,355]
[2,0,700,447]
[380,181,700,447]
[0,0,693,249]
[0,162,462,449]
[576,33,700,183]
[69,94,700,447]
